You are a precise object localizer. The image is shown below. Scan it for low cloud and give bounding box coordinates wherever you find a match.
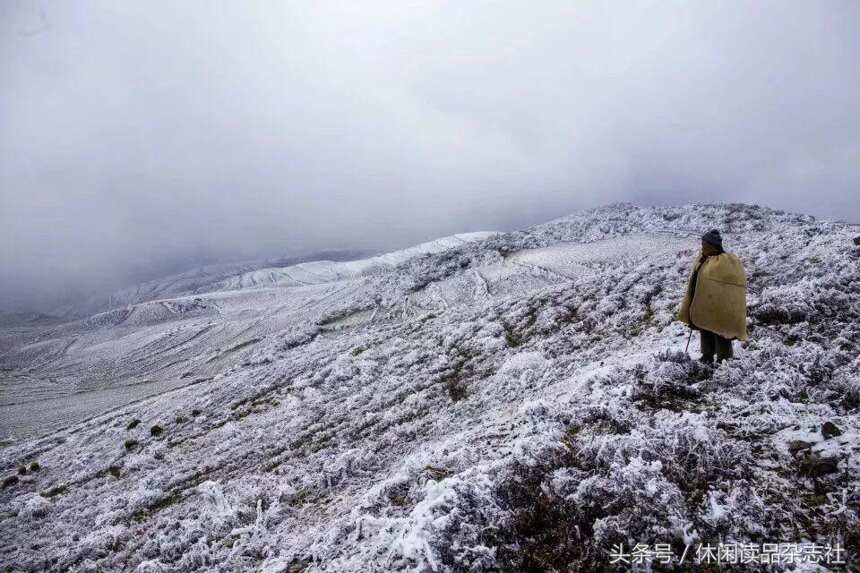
[2,1,858,310]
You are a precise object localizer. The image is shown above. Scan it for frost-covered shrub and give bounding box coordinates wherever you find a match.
[571,414,752,495]
[565,404,635,436]
[568,456,693,548]
[400,249,475,293]
[489,448,593,570]
[752,302,807,326]
[629,358,708,411]
[277,326,319,350]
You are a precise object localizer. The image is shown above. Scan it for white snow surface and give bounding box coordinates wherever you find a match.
[1,203,858,571]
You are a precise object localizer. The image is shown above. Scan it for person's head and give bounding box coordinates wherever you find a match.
[701,229,723,256]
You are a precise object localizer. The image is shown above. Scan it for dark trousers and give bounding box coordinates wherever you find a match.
[700,330,733,362]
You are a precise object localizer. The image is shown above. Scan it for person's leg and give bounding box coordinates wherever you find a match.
[715,334,733,362]
[699,330,715,364]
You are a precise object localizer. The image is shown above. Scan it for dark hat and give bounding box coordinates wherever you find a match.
[702,229,723,249]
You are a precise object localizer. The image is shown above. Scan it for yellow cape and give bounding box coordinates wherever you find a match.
[677,252,748,341]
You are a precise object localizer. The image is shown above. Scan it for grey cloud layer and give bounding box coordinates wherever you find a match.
[1,1,858,309]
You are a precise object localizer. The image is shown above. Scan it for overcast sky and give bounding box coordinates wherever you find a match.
[1,1,859,310]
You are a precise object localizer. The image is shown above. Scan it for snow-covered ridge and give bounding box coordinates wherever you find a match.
[0,203,857,572]
[44,233,497,321]
[216,232,498,291]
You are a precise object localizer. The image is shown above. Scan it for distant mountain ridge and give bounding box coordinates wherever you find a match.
[51,235,499,320]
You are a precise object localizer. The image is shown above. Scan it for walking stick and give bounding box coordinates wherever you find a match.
[684,328,693,356]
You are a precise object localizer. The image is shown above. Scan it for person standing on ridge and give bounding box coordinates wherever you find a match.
[677,229,748,364]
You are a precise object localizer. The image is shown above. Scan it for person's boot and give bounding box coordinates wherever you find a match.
[699,355,714,366]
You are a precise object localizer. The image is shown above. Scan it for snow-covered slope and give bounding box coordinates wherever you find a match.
[215,233,498,291]
[1,203,858,571]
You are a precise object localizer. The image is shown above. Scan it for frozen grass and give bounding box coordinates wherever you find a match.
[0,203,857,571]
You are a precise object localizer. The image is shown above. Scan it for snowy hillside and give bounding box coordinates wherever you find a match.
[1,203,858,571]
[45,248,372,319]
